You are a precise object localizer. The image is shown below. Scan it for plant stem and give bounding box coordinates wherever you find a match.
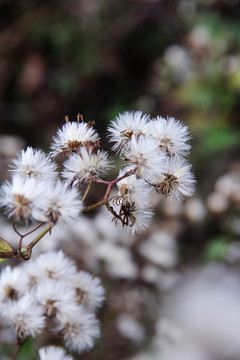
[82,178,93,203]
[11,344,22,360]
[26,223,54,251]
[82,168,136,213]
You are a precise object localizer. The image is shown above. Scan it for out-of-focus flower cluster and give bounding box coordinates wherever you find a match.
[129,265,240,360]
[0,250,104,356]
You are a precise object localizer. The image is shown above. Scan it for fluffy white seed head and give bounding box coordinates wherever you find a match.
[154,157,195,201]
[0,175,46,221]
[4,294,45,339]
[0,266,29,303]
[10,147,58,180]
[55,305,100,353]
[71,271,105,311]
[50,121,99,157]
[34,180,83,224]
[33,250,78,282]
[116,171,152,209]
[122,135,166,183]
[146,116,191,157]
[108,111,150,152]
[39,346,73,360]
[62,148,112,185]
[34,279,78,318]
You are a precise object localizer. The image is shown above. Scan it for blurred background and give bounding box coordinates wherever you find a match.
[0,0,240,359]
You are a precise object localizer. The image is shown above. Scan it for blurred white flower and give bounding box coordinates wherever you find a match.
[39,346,73,360]
[4,294,45,338]
[32,250,77,282]
[184,197,206,222]
[206,191,229,214]
[71,271,105,311]
[116,314,145,343]
[55,305,100,353]
[160,265,240,359]
[139,231,177,268]
[0,266,28,303]
[10,147,57,180]
[95,242,138,279]
[34,279,78,317]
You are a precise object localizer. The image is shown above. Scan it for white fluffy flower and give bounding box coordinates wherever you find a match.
[34,279,78,317]
[122,135,166,182]
[0,266,29,302]
[34,180,82,224]
[108,111,150,152]
[62,148,112,184]
[146,116,191,157]
[0,175,45,221]
[71,271,105,311]
[127,208,153,234]
[50,121,99,157]
[10,147,57,180]
[153,157,195,201]
[39,346,73,360]
[115,172,152,209]
[55,305,100,353]
[4,294,45,338]
[32,250,77,282]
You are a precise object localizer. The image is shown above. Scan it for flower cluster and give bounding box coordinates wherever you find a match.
[0,147,82,225]
[108,111,195,233]
[0,111,195,259]
[0,250,104,354]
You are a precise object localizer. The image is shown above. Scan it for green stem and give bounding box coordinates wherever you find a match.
[82,178,93,203]
[26,223,54,251]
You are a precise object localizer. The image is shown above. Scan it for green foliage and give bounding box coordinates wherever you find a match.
[204,236,229,262]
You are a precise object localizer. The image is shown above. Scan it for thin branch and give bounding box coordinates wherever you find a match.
[20,222,44,237]
[18,236,31,261]
[82,178,93,203]
[105,202,124,224]
[12,218,23,237]
[26,223,54,252]
[82,168,137,213]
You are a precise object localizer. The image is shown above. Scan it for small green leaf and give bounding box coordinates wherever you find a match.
[0,237,17,262]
